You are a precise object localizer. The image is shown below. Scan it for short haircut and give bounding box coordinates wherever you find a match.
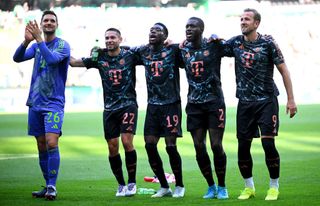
[244,8,261,22]
[154,22,168,37]
[105,28,121,36]
[41,10,58,23]
[189,17,204,32]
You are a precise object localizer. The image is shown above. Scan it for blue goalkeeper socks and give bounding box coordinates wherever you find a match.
[39,151,49,185]
[47,147,60,186]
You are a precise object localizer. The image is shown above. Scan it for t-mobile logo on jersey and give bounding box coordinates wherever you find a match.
[191,61,204,77]
[109,69,122,85]
[151,61,164,77]
[241,51,254,69]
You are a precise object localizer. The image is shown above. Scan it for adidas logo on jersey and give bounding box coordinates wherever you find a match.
[218,123,225,128]
[171,127,178,133]
[51,124,58,129]
[126,125,133,131]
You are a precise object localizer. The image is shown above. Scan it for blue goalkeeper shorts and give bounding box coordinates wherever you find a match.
[28,107,64,137]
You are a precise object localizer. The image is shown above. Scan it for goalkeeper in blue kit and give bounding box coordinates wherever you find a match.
[13,10,70,200]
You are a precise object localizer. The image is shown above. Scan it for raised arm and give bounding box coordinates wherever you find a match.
[13,23,36,62]
[276,63,297,118]
[27,20,70,65]
[69,56,85,67]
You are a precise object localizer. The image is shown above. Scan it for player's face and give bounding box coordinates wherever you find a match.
[185,19,202,42]
[105,31,122,51]
[240,11,259,35]
[40,14,58,35]
[149,24,166,45]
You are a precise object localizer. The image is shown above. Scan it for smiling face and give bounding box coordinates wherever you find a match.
[40,14,58,35]
[185,18,203,42]
[240,11,260,35]
[104,30,122,52]
[149,24,167,45]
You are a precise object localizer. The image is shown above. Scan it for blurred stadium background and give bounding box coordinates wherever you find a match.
[1,0,319,112]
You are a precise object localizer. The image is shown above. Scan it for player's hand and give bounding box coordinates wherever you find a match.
[286,99,297,118]
[207,34,224,42]
[263,34,274,41]
[24,23,34,42]
[90,47,101,55]
[120,45,130,50]
[179,39,187,49]
[27,20,43,42]
[164,39,173,47]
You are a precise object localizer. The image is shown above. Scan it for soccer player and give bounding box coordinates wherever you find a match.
[13,10,70,200]
[134,23,185,198]
[223,8,297,200]
[69,28,139,197]
[180,17,228,199]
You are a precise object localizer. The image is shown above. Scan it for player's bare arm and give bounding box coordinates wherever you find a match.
[69,56,85,67]
[276,62,297,118]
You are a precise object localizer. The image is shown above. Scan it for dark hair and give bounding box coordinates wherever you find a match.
[154,22,168,37]
[244,8,261,22]
[188,17,204,32]
[106,28,121,36]
[41,10,58,23]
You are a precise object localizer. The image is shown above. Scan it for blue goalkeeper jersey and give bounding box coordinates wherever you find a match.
[134,44,182,105]
[13,37,70,111]
[180,39,225,104]
[224,34,284,101]
[82,48,140,111]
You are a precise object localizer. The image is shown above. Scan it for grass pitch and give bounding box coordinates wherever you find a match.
[0,104,320,206]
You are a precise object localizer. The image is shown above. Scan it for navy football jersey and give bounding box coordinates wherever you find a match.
[135,44,182,105]
[180,39,225,104]
[82,48,140,111]
[224,34,284,101]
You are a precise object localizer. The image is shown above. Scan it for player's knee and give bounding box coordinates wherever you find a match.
[123,143,134,152]
[238,138,252,151]
[166,145,178,156]
[261,138,275,150]
[45,133,59,149]
[145,143,157,153]
[238,139,252,160]
[108,144,119,156]
[195,145,207,159]
[108,148,118,157]
[211,143,223,155]
[46,139,58,149]
[194,141,206,154]
[36,137,47,151]
[145,143,160,165]
[261,138,279,157]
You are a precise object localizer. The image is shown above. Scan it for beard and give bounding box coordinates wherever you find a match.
[43,30,55,35]
[106,46,119,52]
[241,25,256,36]
[242,29,253,35]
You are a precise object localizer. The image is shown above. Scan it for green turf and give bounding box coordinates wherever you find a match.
[0,104,320,206]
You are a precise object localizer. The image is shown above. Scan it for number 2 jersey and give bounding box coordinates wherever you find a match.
[180,39,225,104]
[82,48,140,111]
[224,34,285,101]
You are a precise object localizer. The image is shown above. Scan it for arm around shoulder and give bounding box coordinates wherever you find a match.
[69,56,85,67]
